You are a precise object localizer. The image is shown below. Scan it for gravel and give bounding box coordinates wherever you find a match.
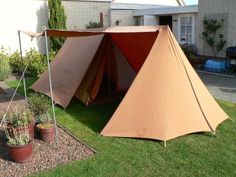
[0,126,95,177]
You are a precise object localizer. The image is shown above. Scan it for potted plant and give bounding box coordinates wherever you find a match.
[36,113,55,142]
[5,126,33,163]
[28,93,54,142]
[28,93,50,122]
[6,109,35,140]
[181,43,202,68]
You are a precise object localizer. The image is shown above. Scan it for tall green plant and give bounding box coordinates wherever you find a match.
[0,47,11,81]
[202,18,226,57]
[48,0,67,52]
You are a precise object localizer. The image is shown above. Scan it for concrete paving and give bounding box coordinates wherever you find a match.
[198,71,236,103]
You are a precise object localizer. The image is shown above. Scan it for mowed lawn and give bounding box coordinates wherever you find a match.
[7,78,236,177]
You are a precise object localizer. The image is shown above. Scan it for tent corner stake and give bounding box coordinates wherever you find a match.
[164,140,167,148]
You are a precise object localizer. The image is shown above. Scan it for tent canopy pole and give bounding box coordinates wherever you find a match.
[44,29,59,145]
[18,31,28,103]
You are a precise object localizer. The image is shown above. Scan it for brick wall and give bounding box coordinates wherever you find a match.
[109,10,135,26]
[196,0,236,57]
[63,1,110,29]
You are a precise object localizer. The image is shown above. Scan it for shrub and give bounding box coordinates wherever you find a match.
[202,18,226,57]
[24,49,47,76]
[0,47,11,81]
[86,21,103,29]
[9,50,24,73]
[9,48,48,77]
[28,93,50,116]
[48,0,67,51]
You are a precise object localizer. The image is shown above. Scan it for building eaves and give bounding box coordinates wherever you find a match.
[133,5,198,16]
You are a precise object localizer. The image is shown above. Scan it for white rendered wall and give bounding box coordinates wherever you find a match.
[143,15,158,26]
[62,1,110,29]
[109,10,135,26]
[0,0,48,53]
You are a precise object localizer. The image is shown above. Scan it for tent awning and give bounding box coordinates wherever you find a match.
[19,26,162,38]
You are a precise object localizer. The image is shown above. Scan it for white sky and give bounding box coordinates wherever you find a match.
[113,0,198,5]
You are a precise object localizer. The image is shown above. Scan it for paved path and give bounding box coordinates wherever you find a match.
[198,71,236,103]
[0,81,25,120]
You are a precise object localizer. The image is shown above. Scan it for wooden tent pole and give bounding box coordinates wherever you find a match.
[44,29,59,145]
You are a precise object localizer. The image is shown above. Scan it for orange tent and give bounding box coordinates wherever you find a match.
[31,26,229,141]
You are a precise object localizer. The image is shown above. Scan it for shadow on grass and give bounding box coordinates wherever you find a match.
[61,99,120,133]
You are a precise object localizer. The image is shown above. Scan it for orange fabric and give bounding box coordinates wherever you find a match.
[31,25,229,141]
[74,36,108,103]
[74,36,117,103]
[31,35,104,108]
[109,32,158,72]
[90,37,110,101]
[21,26,161,37]
[101,26,229,141]
[113,42,136,91]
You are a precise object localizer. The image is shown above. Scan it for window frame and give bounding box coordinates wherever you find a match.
[178,14,195,44]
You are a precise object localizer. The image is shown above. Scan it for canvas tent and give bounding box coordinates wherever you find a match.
[30,26,229,141]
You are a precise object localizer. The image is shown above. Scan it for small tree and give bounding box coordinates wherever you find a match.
[202,18,226,57]
[48,0,67,52]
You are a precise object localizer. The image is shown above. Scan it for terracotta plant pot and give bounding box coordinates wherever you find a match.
[37,123,55,142]
[7,141,33,163]
[7,121,35,140]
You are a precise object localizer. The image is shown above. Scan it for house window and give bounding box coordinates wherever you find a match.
[178,15,194,44]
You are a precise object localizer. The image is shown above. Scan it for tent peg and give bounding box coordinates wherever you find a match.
[164,140,167,148]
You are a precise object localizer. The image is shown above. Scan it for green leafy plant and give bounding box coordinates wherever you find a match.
[5,126,30,146]
[8,50,23,72]
[28,93,50,117]
[0,47,11,81]
[202,18,227,57]
[24,48,47,76]
[48,0,67,52]
[86,21,103,29]
[37,112,51,123]
[7,109,34,128]
[9,48,48,77]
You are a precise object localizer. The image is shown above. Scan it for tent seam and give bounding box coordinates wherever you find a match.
[168,28,215,133]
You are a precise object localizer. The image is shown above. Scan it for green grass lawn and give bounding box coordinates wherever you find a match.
[7,78,236,177]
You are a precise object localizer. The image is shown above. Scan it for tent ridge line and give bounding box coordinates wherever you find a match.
[168,30,215,133]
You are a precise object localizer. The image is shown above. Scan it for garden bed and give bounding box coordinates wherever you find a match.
[0,126,95,177]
